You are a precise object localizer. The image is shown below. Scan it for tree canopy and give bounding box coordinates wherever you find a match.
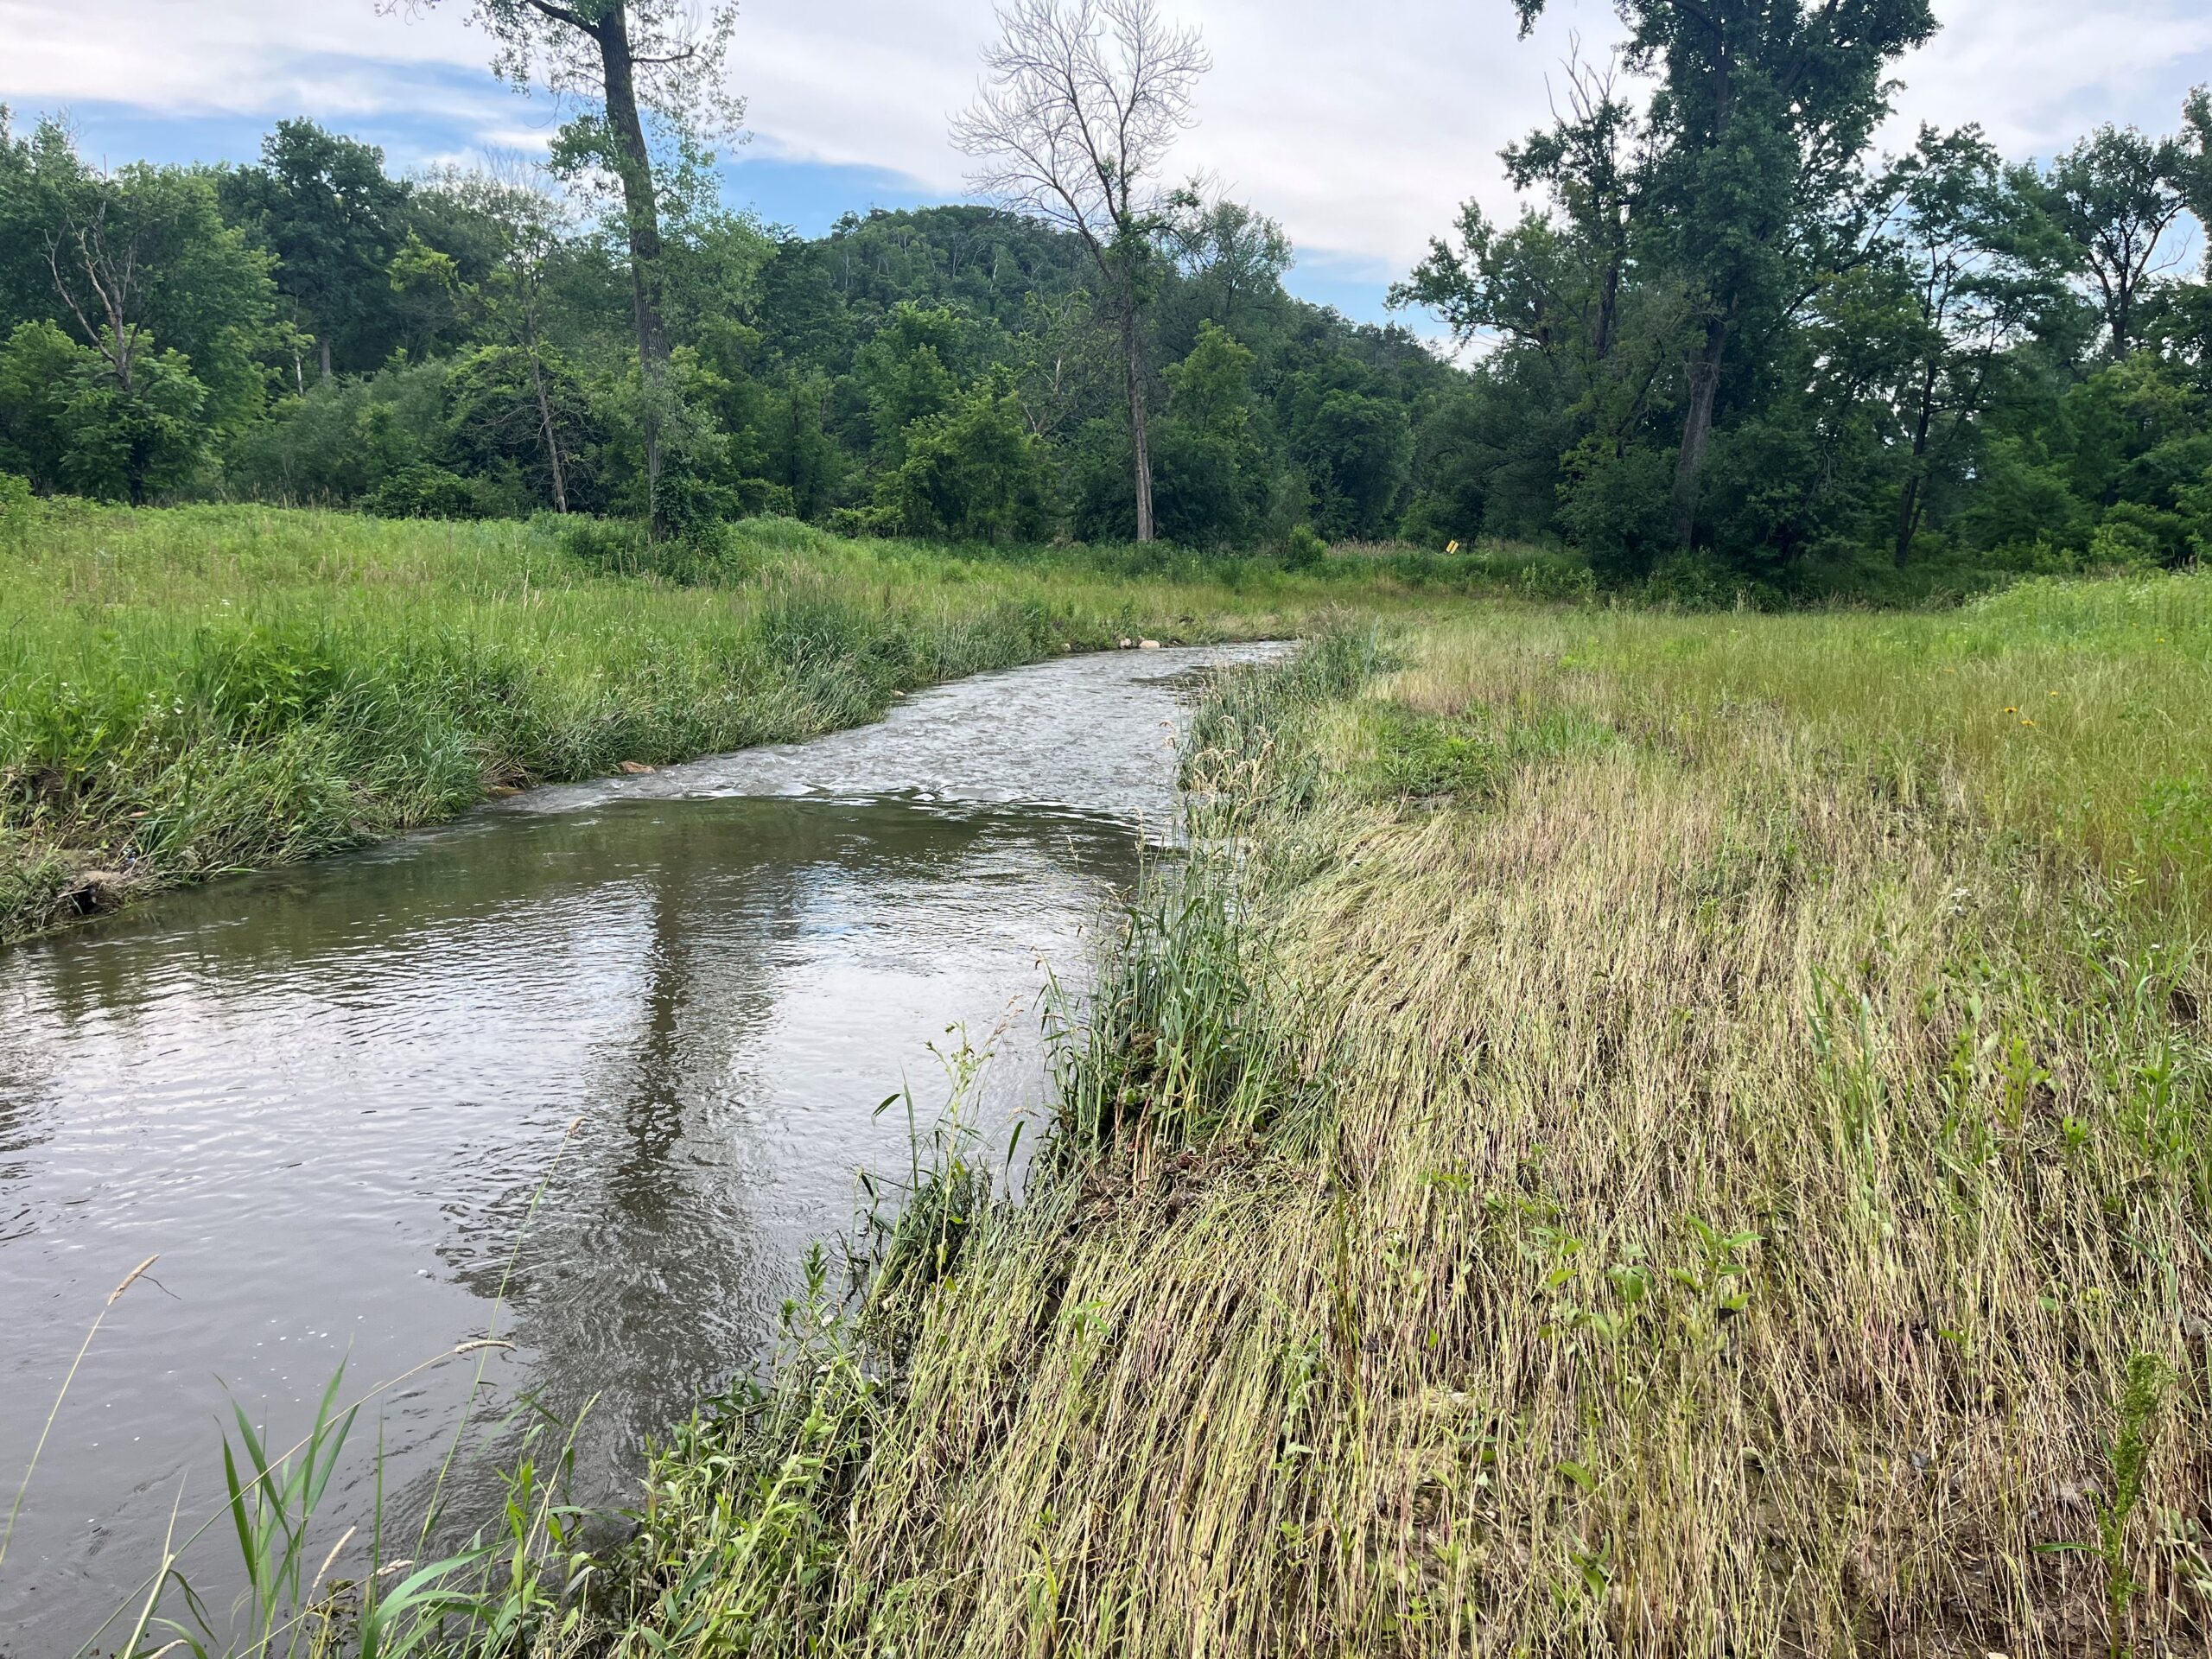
[0,0,2208,601]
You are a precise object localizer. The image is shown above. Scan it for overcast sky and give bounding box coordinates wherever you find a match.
[4,0,2209,321]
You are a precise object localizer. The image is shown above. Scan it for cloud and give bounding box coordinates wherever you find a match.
[1888,0,2212,159]
[4,0,2209,286]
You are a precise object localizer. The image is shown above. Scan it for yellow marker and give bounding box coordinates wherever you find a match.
[1446,539,1460,553]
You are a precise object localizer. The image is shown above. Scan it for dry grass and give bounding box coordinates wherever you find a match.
[432,576,2210,1658]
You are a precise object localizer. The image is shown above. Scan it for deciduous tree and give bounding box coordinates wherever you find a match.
[391,0,741,520]
[954,0,1211,543]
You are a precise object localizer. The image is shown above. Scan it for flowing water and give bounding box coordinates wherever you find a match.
[0,642,1284,1652]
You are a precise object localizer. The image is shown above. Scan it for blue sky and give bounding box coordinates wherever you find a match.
[9,0,2211,330]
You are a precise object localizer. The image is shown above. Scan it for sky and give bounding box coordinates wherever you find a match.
[3,0,2210,327]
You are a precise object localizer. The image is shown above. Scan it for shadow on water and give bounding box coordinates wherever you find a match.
[0,642,1287,1653]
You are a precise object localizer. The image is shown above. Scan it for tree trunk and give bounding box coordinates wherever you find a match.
[528,342,569,514]
[1670,315,1726,550]
[1593,228,1624,364]
[1894,359,1939,568]
[595,4,671,527]
[1122,302,1154,543]
[318,334,333,382]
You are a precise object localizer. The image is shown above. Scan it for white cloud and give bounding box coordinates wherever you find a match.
[4,0,2208,279]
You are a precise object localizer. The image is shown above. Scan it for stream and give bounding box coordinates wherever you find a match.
[0,641,1283,1652]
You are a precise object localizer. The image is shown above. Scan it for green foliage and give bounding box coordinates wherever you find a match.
[1281,523,1327,571]
[1154,321,1270,546]
[0,504,1425,942]
[1,14,2208,588]
[1287,375,1414,541]
[361,462,484,521]
[0,319,212,502]
[875,373,1055,543]
[219,119,416,376]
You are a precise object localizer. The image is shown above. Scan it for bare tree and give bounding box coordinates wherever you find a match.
[43,194,147,392]
[389,0,741,522]
[954,0,1210,543]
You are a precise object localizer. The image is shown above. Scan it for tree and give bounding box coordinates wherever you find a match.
[851,303,970,464]
[391,0,741,521]
[0,124,274,443]
[2029,122,2190,359]
[1287,372,1412,541]
[1871,127,2069,563]
[219,121,410,380]
[2179,86,2212,257]
[1498,49,1645,366]
[954,0,1211,543]
[1511,0,1938,550]
[421,169,588,510]
[1166,192,1292,337]
[0,318,210,502]
[876,372,1056,543]
[1153,319,1268,543]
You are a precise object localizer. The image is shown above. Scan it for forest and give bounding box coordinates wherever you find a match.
[2,0,2209,602]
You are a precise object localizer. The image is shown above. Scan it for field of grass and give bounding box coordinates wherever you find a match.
[444,573,2209,1658]
[16,520,2209,1653]
[0,502,1463,945]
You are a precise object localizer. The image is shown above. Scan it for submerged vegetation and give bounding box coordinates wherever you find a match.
[108,569,2202,1657]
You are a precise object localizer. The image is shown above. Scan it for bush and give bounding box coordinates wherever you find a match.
[559,514,754,585]
[826,505,899,539]
[2087,518,2164,571]
[1281,523,1328,571]
[360,463,480,520]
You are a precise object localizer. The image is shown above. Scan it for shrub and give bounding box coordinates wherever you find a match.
[360,463,480,520]
[1281,523,1328,571]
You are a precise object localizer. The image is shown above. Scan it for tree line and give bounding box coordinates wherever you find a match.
[1,0,2209,602]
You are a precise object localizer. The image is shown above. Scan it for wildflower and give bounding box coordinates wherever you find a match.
[2021,718,2035,727]
[2004,706,2018,714]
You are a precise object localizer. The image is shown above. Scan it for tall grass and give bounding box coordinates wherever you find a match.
[414,573,2211,1657]
[0,504,1415,944]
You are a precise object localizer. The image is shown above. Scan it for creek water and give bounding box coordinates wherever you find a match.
[0,641,1283,1652]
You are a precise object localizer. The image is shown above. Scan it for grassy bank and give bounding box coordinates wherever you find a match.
[0,504,1441,945]
[483,574,2212,1657]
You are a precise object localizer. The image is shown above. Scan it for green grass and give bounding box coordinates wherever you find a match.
[416,573,2209,1658]
[0,503,1462,944]
[25,521,2212,1653]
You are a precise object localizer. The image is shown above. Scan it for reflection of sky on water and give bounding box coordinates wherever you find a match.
[0,643,1285,1654]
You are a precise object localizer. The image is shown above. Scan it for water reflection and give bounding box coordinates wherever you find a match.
[0,643,1282,1652]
